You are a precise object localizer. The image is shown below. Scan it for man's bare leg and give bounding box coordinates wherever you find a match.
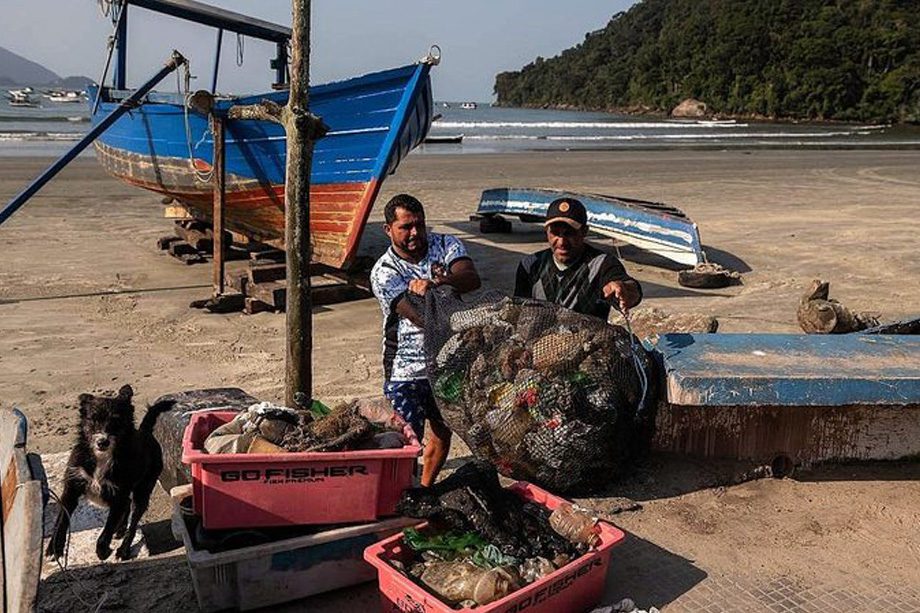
[421,419,452,487]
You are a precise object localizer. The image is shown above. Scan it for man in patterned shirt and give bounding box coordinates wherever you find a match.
[370,194,481,486]
[515,197,642,318]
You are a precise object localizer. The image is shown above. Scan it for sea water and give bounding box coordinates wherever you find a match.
[0,96,91,157]
[422,102,920,154]
[2,93,919,157]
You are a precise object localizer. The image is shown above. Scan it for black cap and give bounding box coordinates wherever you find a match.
[544,197,587,230]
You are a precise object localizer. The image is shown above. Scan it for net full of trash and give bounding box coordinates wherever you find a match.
[418,289,655,493]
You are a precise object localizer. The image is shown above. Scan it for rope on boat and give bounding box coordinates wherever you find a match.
[236,33,245,67]
[92,35,116,116]
[178,62,215,184]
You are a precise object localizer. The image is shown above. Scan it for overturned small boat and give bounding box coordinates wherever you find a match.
[89,0,437,269]
[477,188,704,266]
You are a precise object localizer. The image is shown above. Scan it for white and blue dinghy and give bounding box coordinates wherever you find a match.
[476,188,705,267]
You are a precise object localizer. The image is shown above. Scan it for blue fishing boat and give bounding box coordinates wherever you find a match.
[477,188,704,266]
[87,0,436,269]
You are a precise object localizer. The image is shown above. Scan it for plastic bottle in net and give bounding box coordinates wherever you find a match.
[418,288,656,493]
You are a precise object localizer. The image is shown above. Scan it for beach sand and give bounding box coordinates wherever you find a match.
[1,150,919,611]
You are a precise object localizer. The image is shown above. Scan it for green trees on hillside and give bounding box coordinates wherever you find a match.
[494,0,920,122]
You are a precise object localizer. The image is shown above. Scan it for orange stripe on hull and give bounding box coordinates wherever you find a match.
[95,143,379,268]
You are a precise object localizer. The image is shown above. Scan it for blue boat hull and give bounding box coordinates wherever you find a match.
[477,188,704,266]
[90,62,434,268]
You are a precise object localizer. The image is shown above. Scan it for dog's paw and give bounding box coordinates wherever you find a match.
[95,541,113,561]
[115,542,133,561]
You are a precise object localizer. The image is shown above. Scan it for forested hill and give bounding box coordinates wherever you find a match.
[494,0,920,123]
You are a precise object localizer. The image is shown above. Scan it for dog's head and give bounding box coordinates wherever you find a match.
[78,385,135,453]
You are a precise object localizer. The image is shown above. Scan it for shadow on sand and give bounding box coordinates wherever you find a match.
[602,532,707,610]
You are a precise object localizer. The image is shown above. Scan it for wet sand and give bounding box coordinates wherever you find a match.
[1,150,919,611]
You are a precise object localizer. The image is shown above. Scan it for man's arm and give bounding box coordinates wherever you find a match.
[603,279,642,313]
[407,258,481,297]
[598,254,642,313]
[394,296,423,327]
[440,258,481,293]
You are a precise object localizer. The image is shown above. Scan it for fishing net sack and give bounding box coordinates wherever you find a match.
[420,288,655,493]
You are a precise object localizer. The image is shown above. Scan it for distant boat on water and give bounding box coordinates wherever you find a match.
[460,101,478,110]
[6,90,39,107]
[44,90,86,103]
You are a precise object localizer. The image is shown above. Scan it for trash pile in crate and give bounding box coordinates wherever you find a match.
[203,400,410,454]
[391,461,603,608]
[419,289,655,493]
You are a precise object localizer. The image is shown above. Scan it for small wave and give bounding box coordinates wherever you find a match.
[0,131,84,142]
[462,134,541,140]
[461,130,869,142]
[435,120,750,130]
[0,115,89,123]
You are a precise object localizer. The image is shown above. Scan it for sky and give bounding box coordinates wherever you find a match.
[1,0,637,100]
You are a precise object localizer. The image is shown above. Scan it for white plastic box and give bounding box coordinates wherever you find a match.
[171,503,414,611]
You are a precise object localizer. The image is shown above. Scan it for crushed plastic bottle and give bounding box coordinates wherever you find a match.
[548,503,600,547]
[419,561,521,605]
[518,556,556,583]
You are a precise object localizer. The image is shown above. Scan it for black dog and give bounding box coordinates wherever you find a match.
[46,385,174,561]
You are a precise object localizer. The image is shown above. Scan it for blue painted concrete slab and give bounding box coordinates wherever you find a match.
[656,333,920,407]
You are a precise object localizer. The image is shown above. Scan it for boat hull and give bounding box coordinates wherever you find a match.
[477,187,704,266]
[91,62,434,268]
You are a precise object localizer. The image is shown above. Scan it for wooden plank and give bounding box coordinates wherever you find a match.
[168,240,198,257]
[650,333,920,469]
[249,281,287,310]
[249,262,287,284]
[1,408,43,613]
[250,249,286,263]
[652,403,920,467]
[244,297,275,315]
[312,283,371,307]
[657,333,920,407]
[157,235,181,250]
[163,205,193,219]
[225,271,248,294]
[321,269,372,292]
[174,225,213,252]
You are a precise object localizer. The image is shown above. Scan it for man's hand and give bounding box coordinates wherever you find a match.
[603,280,641,314]
[408,278,436,296]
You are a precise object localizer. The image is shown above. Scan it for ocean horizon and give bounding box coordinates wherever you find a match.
[2,94,920,157]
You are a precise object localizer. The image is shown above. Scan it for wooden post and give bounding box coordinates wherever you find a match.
[227,1,327,408]
[284,0,315,409]
[211,115,226,296]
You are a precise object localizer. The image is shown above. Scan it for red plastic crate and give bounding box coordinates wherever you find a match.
[363,482,626,613]
[182,411,421,530]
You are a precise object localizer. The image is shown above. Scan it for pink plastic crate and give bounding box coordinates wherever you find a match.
[182,411,421,530]
[364,482,626,613]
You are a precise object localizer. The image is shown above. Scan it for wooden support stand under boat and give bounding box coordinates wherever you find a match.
[159,207,373,313]
[222,255,372,315]
[157,220,246,265]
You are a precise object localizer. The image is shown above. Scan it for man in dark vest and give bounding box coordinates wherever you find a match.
[514,197,642,318]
